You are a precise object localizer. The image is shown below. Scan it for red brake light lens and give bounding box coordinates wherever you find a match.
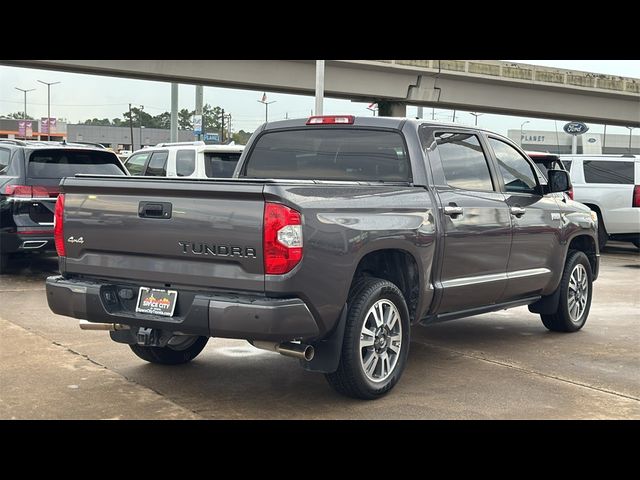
[54,194,66,256]
[4,185,55,198]
[633,185,640,208]
[306,115,355,125]
[567,187,574,200]
[263,202,303,275]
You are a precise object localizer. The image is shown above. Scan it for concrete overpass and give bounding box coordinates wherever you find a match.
[2,59,638,127]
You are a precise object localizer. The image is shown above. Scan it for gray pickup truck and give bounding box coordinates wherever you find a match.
[46,116,599,399]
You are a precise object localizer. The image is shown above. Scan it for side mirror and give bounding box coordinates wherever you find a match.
[547,169,571,193]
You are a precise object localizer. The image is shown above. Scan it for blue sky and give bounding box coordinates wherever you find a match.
[1,60,638,137]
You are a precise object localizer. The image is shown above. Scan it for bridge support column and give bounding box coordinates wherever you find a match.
[170,83,178,142]
[377,101,406,117]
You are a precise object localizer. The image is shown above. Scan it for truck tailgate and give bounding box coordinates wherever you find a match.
[60,177,265,292]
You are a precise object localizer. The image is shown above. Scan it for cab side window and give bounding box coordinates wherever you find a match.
[489,138,538,194]
[145,151,168,176]
[125,152,150,176]
[176,149,196,177]
[435,132,494,191]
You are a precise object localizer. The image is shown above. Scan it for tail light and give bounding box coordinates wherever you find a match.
[567,187,574,200]
[263,202,302,274]
[633,185,640,208]
[54,194,66,256]
[306,115,355,125]
[4,185,51,198]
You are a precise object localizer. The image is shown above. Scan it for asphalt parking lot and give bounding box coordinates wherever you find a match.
[1,242,638,419]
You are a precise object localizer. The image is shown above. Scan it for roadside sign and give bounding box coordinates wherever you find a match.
[194,115,203,135]
[204,133,219,142]
[563,122,589,135]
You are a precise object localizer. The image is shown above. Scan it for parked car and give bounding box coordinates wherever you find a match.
[526,151,573,200]
[0,139,128,272]
[123,141,245,178]
[45,116,598,399]
[559,154,640,249]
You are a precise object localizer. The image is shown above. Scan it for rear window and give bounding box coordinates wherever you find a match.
[583,160,634,184]
[28,149,124,179]
[204,152,241,178]
[244,129,410,182]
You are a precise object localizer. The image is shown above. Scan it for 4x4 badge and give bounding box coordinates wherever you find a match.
[67,236,84,244]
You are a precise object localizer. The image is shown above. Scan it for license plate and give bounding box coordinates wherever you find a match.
[135,287,178,317]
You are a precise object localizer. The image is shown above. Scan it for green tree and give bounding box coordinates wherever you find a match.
[202,104,223,133]
[122,107,155,128]
[83,118,111,126]
[178,109,193,130]
[232,130,253,145]
[154,112,171,129]
[7,111,34,120]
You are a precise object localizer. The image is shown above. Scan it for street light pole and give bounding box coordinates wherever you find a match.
[469,112,483,126]
[15,87,35,121]
[140,126,145,148]
[258,93,276,123]
[37,80,60,141]
[520,120,531,147]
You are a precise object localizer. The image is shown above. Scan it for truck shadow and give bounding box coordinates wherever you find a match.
[121,316,561,419]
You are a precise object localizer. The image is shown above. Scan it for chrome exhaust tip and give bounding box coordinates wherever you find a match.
[21,240,48,249]
[252,341,315,362]
[79,320,129,331]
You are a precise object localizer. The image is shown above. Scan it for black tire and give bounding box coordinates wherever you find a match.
[325,277,410,400]
[595,211,608,250]
[541,250,592,332]
[130,336,208,365]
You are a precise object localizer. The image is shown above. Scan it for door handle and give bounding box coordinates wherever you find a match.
[510,206,526,217]
[139,201,172,219]
[444,206,464,218]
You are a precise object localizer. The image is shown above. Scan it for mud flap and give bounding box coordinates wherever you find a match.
[528,288,561,315]
[301,304,348,374]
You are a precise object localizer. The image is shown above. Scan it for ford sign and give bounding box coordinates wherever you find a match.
[563,122,589,135]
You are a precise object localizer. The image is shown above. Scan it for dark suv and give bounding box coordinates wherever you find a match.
[0,140,127,271]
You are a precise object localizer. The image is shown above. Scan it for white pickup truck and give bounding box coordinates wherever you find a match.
[123,141,245,179]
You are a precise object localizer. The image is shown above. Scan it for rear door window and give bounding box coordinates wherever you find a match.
[125,152,151,176]
[176,149,196,177]
[489,138,538,193]
[435,132,494,191]
[244,129,410,182]
[583,161,634,184]
[28,150,125,179]
[204,152,242,178]
[145,151,168,176]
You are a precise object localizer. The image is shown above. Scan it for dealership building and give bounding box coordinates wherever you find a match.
[507,129,640,155]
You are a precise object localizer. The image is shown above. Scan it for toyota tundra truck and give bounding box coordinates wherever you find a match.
[45,116,599,399]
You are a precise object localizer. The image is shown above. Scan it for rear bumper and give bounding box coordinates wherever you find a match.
[45,275,320,342]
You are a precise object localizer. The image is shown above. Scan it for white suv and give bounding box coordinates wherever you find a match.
[123,141,244,179]
[560,154,640,249]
